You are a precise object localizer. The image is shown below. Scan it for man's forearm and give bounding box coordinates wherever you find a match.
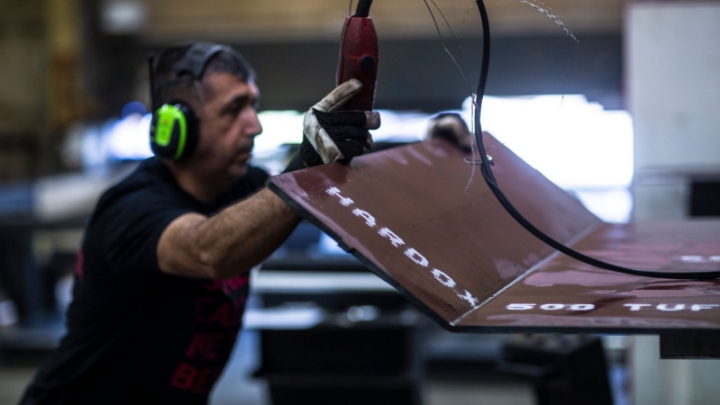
[193,187,301,278]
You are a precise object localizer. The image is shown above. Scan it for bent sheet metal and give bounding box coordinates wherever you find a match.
[268,135,720,334]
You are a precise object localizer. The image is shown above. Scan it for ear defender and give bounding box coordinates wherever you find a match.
[149,43,245,160]
[149,102,199,161]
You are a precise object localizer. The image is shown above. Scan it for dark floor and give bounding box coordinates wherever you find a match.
[0,367,534,405]
[0,330,534,405]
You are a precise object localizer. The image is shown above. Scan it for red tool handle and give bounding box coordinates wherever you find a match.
[336,14,378,111]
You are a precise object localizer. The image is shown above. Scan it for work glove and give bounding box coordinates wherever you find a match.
[425,113,473,153]
[284,79,380,172]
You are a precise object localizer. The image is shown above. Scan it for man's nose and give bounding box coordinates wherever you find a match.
[245,108,263,137]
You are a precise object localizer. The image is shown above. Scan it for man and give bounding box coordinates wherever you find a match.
[20,43,379,404]
[424,112,474,153]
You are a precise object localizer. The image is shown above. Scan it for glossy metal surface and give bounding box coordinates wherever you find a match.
[457,221,720,333]
[269,136,720,333]
[270,136,599,326]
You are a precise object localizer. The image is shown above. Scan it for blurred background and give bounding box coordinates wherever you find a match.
[0,0,719,404]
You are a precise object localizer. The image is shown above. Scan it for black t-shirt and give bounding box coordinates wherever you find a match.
[21,158,269,405]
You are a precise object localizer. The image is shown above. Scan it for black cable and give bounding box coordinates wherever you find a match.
[355,0,372,17]
[472,0,720,280]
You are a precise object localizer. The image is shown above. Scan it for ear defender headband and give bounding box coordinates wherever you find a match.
[148,43,244,161]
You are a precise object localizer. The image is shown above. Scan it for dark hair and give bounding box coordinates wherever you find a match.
[151,44,256,107]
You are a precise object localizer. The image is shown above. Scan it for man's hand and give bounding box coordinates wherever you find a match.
[285,79,380,172]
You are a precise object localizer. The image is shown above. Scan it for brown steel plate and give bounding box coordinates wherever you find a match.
[268,135,720,334]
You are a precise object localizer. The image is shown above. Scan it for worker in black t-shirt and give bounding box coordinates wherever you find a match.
[20,43,379,405]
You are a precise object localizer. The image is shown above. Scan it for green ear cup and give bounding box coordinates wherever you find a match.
[154,105,187,158]
[150,102,199,161]
[149,43,248,161]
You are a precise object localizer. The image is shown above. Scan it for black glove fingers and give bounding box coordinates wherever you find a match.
[325,126,369,143]
[335,139,366,164]
[286,108,376,171]
[313,109,367,128]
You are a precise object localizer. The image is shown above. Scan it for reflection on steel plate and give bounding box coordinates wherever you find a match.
[269,135,720,333]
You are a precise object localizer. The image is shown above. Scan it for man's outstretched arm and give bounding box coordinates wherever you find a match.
[157,187,300,279]
[157,79,380,280]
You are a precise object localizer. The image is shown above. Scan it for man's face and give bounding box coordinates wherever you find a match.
[192,71,262,178]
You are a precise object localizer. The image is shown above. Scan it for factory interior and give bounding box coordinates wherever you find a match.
[1,0,720,404]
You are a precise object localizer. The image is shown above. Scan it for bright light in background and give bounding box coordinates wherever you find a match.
[100,0,147,34]
[256,97,634,192]
[253,109,430,155]
[463,95,634,189]
[370,110,429,142]
[252,110,431,174]
[79,95,634,222]
[462,95,634,222]
[106,113,153,160]
[254,111,304,154]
